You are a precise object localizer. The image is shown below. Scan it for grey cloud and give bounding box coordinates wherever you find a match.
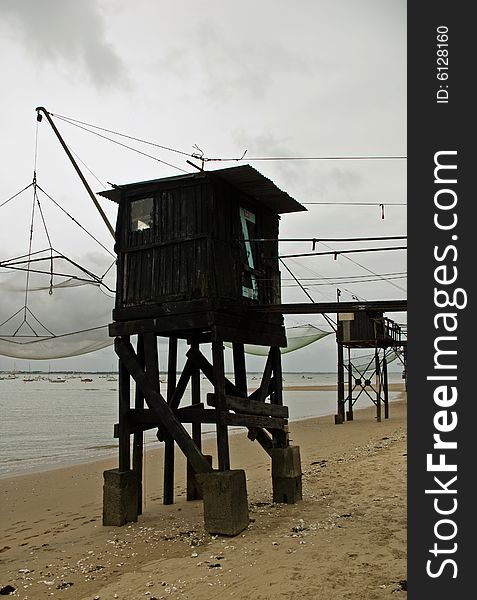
[324,168,363,192]
[231,131,316,190]
[0,0,130,90]
[159,19,315,102]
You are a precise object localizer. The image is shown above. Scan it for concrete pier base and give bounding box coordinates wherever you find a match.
[102,469,138,526]
[271,446,303,504]
[197,470,249,536]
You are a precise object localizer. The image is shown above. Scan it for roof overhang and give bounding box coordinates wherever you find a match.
[98,165,306,214]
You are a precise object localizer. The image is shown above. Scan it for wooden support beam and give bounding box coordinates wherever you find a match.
[188,346,277,405]
[375,349,382,423]
[221,413,286,430]
[164,336,177,506]
[188,341,203,500]
[176,406,217,423]
[336,338,346,422]
[212,340,230,471]
[383,353,389,419]
[118,335,131,472]
[232,343,247,396]
[270,346,283,406]
[169,360,194,410]
[128,408,160,425]
[114,337,213,475]
[251,299,408,314]
[144,332,160,387]
[167,337,178,401]
[163,438,174,505]
[207,393,289,418]
[347,348,354,421]
[247,428,274,452]
[187,346,243,398]
[126,405,217,426]
[249,377,276,401]
[133,334,145,514]
[157,358,193,440]
[187,343,283,455]
[191,342,201,412]
[255,351,274,403]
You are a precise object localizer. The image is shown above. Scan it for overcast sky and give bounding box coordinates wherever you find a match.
[0,0,406,373]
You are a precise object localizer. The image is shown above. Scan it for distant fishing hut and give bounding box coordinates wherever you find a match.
[99,165,306,535]
[335,309,404,423]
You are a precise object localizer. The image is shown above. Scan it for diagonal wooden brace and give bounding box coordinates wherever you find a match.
[115,337,213,475]
[187,345,275,453]
[187,346,242,397]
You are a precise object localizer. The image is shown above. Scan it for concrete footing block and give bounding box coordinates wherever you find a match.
[271,446,303,504]
[197,470,249,536]
[103,469,138,526]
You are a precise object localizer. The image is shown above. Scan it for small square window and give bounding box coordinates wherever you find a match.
[130,197,154,231]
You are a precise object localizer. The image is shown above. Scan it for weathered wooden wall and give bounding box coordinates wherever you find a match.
[114,175,281,315]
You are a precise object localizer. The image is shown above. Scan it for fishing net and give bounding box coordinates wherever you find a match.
[0,326,112,359]
[0,267,115,360]
[349,348,402,375]
[226,324,332,356]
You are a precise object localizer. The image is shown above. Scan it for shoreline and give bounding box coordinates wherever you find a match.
[0,395,407,599]
[0,383,406,481]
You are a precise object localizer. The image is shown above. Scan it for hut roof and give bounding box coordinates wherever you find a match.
[98,164,306,214]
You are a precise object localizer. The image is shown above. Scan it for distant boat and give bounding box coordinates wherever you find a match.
[23,363,36,382]
[50,376,66,383]
[106,364,117,381]
[81,377,93,382]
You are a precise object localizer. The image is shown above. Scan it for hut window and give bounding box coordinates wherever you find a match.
[130,197,154,231]
[239,207,258,300]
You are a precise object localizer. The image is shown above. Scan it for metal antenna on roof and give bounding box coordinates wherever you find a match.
[191,144,205,170]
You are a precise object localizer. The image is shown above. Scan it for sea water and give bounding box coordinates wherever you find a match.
[0,372,404,477]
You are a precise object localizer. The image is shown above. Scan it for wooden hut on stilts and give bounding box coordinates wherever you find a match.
[99,165,306,535]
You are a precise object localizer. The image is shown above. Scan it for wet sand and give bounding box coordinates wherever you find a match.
[0,393,407,599]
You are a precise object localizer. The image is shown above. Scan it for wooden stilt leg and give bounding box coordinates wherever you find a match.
[133,334,145,514]
[167,337,178,402]
[270,346,287,447]
[233,343,247,396]
[347,348,354,421]
[336,339,346,423]
[118,335,131,472]
[163,439,174,505]
[383,352,389,419]
[212,339,230,471]
[375,349,382,422]
[270,346,283,405]
[164,336,177,505]
[114,337,212,476]
[187,340,203,499]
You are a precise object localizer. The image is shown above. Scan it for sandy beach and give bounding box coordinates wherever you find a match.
[1,390,407,600]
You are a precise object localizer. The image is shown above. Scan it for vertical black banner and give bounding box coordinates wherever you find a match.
[408,3,474,598]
